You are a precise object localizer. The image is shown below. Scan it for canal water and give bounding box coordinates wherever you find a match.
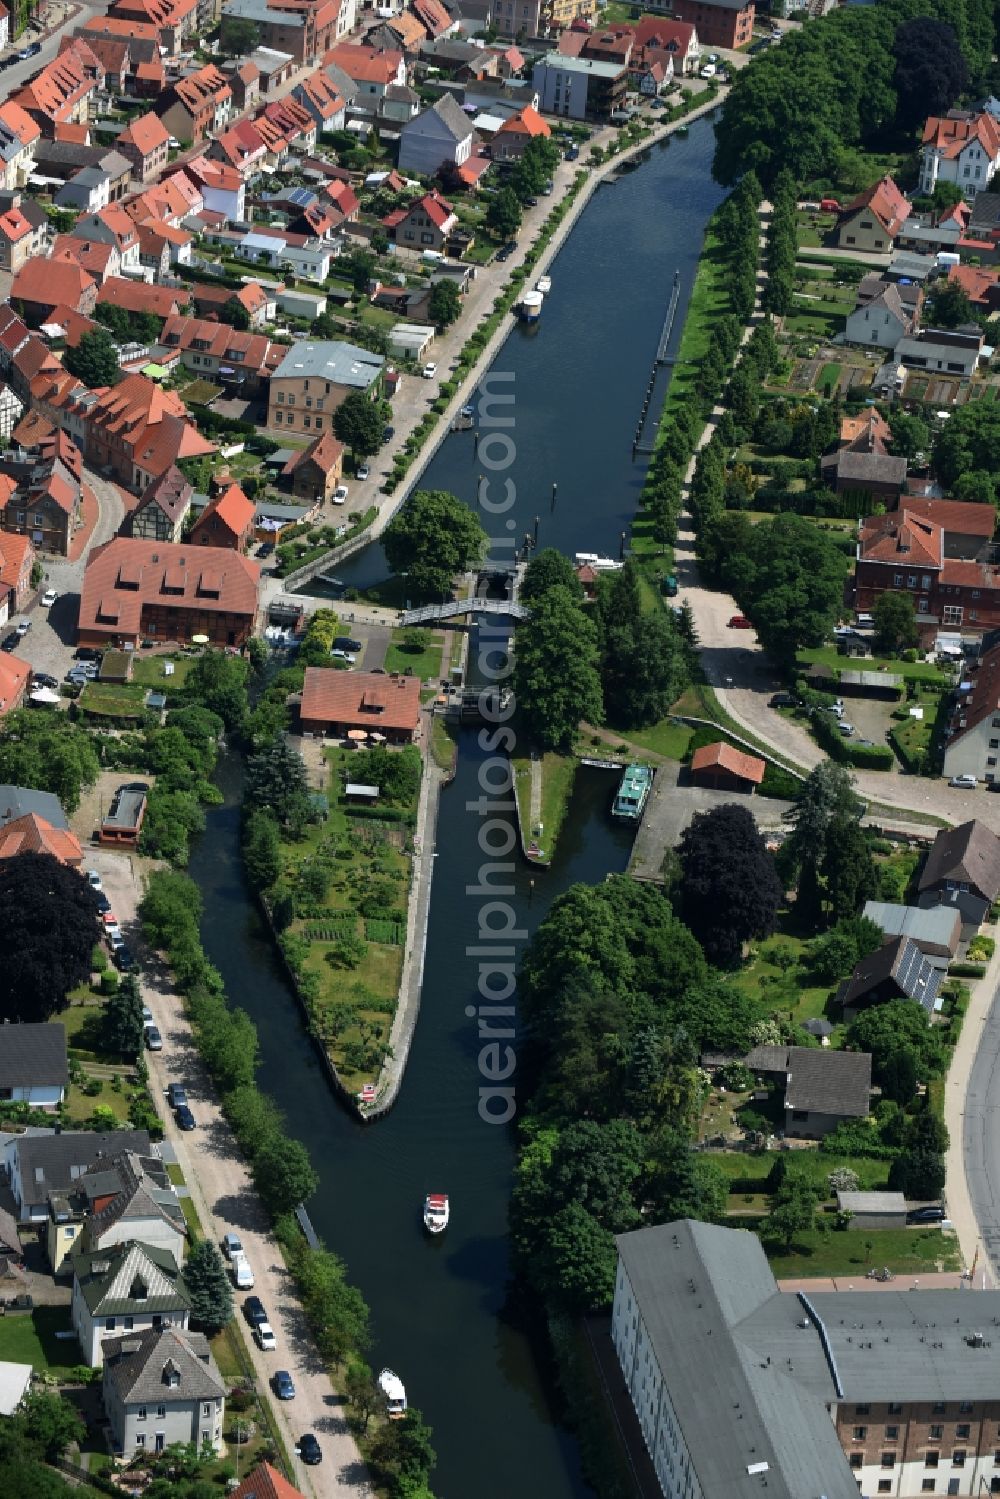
[194,118,726,1498]
[310,115,726,595]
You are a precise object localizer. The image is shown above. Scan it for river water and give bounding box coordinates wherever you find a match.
[194,118,725,1498]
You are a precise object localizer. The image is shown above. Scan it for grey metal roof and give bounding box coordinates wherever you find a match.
[72,1241,190,1317]
[102,1326,224,1407]
[836,1190,906,1214]
[614,1222,858,1499]
[919,819,1000,901]
[0,785,68,829]
[863,900,961,954]
[271,340,384,387]
[0,1023,68,1090]
[8,1130,151,1211]
[535,53,626,79]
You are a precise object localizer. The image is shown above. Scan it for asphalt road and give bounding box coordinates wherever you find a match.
[961,978,1000,1280]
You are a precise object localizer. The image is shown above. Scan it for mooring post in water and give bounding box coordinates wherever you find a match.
[620,531,626,560]
[534,515,539,545]
[551,481,558,509]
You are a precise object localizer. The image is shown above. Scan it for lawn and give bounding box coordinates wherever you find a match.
[782,308,845,338]
[798,645,950,687]
[764,1226,961,1279]
[817,361,842,397]
[610,718,694,761]
[729,923,836,1028]
[511,750,577,858]
[129,655,194,688]
[711,1151,893,1193]
[0,1307,83,1375]
[658,220,731,428]
[430,715,457,772]
[63,1074,132,1125]
[383,627,444,683]
[78,682,149,719]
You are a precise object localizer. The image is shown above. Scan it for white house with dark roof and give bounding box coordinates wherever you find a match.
[743,1044,872,1139]
[71,1241,191,1365]
[397,95,474,176]
[46,1147,186,1273]
[0,1023,68,1110]
[102,1325,225,1458]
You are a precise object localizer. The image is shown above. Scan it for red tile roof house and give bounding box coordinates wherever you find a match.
[323,44,406,101]
[159,313,280,392]
[689,741,765,793]
[158,63,233,146]
[96,277,189,322]
[11,46,101,136]
[490,105,550,162]
[188,482,256,552]
[630,17,700,73]
[82,373,215,493]
[190,281,271,328]
[0,531,34,617]
[383,190,457,253]
[50,233,121,284]
[105,0,201,56]
[300,667,422,742]
[920,111,1000,201]
[116,111,170,183]
[11,258,97,326]
[0,430,88,556]
[72,204,142,276]
[836,175,909,255]
[0,201,42,273]
[948,262,1000,313]
[78,536,260,648]
[282,431,344,503]
[0,652,29,717]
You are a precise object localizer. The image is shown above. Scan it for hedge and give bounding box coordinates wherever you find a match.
[342,803,416,826]
[948,962,987,979]
[811,707,893,769]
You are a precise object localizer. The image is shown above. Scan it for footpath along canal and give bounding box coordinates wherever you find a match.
[194,118,726,1498]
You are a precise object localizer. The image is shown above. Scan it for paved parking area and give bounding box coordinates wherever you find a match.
[628,763,796,881]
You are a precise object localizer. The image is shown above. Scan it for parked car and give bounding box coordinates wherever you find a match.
[699,62,716,77]
[167,1083,188,1110]
[908,1205,946,1223]
[496,248,510,262]
[332,485,349,505]
[104,923,122,942]
[258,542,274,559]
[383,425,394,442]
[565,146,579,160]
[94,893,111,915]
[334,637,362,653]
[86,869,103,890]
[769,692,797,709]
[114,945,134,971]
[14,619,30,637]
[255,1323,277,1352]
[949,774,977,789]
[74,647,101,661]
[145,1026,163,1052]
[331,650,356,664]
[823,700,845,718]
[231,1252,253,1287]
[356,464,370,481]
[542,180,554,194]
[121,781,150,793]
[297,1434,322,1466]
[41,590,57,607]
[728,615,752,629]
[222,1232,243,1260]
[1,634,17,652]
[837,722,855,737]
[244,1295,267,1326]
[32,672,58,689]
[274,1370,296,1400]
[175,1104,196,1131]
[141,1006,153,1026]
[421,363,437,380]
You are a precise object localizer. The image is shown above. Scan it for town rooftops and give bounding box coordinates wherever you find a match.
[890,495,996,539]
[300,667,421,733]
[72,1240,189,1317]
[841,174,909,236]
[858,511,943,571]
[6,1130,152,1212]
[614,1221,859,1499]
[0,784,69,829]
[271,339,383,387]
[0,1023,68,1090]
[537,52,625,78]
[119,111,169,157]
[779,1046,871,1119]
[11,258,95,310]
[282,430,344,476]
[102,1325,224,1406]
[232,1461,307,1499]
[79,537,260,638]
[0,813,82,866]
[496,104,549,138]
[194,482,254,538]
[919,819,1000,899]
[923,110,1000,161]
[862,899,961,956]
[324,43,403,86]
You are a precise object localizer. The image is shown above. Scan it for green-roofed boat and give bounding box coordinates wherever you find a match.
[612,763,653,821]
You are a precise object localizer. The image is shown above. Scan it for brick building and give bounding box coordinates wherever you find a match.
[78,537,260,648]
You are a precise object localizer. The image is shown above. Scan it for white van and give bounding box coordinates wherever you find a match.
[231,1253,254,1290]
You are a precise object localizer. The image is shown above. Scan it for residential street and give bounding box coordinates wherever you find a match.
[947,941,1000,1287]
[93,849,372,1499]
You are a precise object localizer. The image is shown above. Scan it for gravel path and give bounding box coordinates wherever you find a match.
[96,850,372,1499]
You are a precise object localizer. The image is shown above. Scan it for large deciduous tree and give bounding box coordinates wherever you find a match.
[728,513,846,665]
[383,488,487,601]
[64,328,120,389]
[821,816,879,924]
[332,389,384,459]
[512,583,603,750]
[873,592,918,656]
[0,854,99,1022]
[186,651,249,732]
[103,973,146,1058]
[933,398,1000,500]
[486,185,521,241]
[594,561,689,727]
[678,804,783,967]
[892,18,968,131]
[0,711,99,813]
[245,736,312,836]
[252,1136,319,1216]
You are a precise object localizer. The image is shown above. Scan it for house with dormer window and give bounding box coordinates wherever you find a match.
[72,1241,191,1365]
[102,1325,225,1457]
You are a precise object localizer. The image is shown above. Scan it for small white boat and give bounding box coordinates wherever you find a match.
[536,274,551,295]
[378,1368,407,1419]
[423,1193,449,1234]
[517,289,543,323]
